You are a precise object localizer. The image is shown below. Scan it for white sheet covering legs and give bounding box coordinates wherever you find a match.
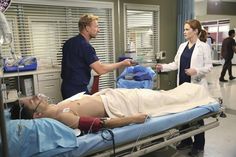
[96,83,217,118]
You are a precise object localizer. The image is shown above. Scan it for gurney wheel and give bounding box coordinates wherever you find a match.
[220,112,227,118]
[217,98,223,104]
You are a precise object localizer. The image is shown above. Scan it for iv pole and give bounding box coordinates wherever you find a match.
[0,66,8,157]
[0,15,9,157]
[0,1,13,156]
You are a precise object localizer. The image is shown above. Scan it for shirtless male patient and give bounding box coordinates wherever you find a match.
[10,83,215,133]
[10,93,147,133]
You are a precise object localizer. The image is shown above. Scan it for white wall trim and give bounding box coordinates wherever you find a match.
[12,0,113,8]
[124,3,159,11]
[123,3,160,52]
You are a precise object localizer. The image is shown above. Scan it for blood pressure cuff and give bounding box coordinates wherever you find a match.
[79,117,103,133]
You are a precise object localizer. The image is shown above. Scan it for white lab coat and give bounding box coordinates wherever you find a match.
[162,39,213,88]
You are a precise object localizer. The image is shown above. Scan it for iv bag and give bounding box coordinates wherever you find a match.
[0,11,12,45]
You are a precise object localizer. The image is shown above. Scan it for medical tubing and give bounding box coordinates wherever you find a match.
[17,61,21,97]
[17,103,25,156]
[19,103,23,119]
[1,68,5,106]
[131,115,150,153]
[79,117,102,133]
[101,129,116,157]
[87,117,100,134]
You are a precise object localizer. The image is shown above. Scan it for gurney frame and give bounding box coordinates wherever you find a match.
[89,109,222,157]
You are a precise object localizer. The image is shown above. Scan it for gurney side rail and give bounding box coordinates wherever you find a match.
[90,118,219,157]
[124,120,219,157]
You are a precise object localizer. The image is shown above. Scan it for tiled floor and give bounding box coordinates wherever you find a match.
[207,65,236,112]
[174,114,236,157]
[144,65,236,157]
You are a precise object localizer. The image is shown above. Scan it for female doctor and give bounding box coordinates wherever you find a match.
[156,19,212,87]
[156,19,213,156]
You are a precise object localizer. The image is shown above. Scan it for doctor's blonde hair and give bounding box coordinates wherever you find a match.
[78,14,99,32]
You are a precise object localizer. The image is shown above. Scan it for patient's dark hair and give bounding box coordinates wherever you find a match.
[9,100,34,119]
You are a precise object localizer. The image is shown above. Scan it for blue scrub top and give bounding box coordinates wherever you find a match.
[61,34,99,98]
[179,43,195,85]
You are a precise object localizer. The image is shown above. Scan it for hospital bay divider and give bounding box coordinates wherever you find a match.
[157,71,177,90]
[1,67,63,105]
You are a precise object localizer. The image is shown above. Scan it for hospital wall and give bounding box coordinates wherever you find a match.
[195,0,236,29]
[87,0,178,90]
[195,0,236,64]
[4,0,179,90]
[196,15,236,30]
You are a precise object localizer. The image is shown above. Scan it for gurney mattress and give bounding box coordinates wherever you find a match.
[35,102,220,157]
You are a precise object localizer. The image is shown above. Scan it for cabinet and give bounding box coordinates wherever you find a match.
[36,72,62,104]
[1,75,35,103]
[1,68,62,104]
[157,71,177,90]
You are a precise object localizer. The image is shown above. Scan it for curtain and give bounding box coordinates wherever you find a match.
[177,0,194,47]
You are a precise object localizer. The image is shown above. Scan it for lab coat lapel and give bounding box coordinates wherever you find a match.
[176,41,188,85]
[178,41,188,62]
[190,39,201,68]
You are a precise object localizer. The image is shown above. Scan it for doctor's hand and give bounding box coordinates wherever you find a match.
[185,68,197,76]
[121,59,133,67]
[156,64,163,72]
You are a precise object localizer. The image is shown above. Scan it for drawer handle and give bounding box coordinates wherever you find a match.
[45,85,55,88]
[44,75,55,78]
[40,74,57,78]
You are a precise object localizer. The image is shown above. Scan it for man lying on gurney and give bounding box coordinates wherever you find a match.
[10,83,217,133]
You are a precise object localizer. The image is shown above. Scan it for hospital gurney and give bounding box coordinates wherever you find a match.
[6,101,222,157]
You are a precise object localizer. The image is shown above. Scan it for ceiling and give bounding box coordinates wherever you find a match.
[195,0,236,2]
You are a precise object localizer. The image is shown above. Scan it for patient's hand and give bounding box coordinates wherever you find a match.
[130,113,148,124]
[104,113,148,128]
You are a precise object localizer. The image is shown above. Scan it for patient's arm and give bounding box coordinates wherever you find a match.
[78,114,148,133]
[103,114,148,129]
[47,108,147,132]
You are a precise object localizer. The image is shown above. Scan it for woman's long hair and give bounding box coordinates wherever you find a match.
[199,29,207,42]
[185,19,206,42]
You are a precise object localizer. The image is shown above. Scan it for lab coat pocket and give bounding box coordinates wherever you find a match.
[194,53,204,67]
